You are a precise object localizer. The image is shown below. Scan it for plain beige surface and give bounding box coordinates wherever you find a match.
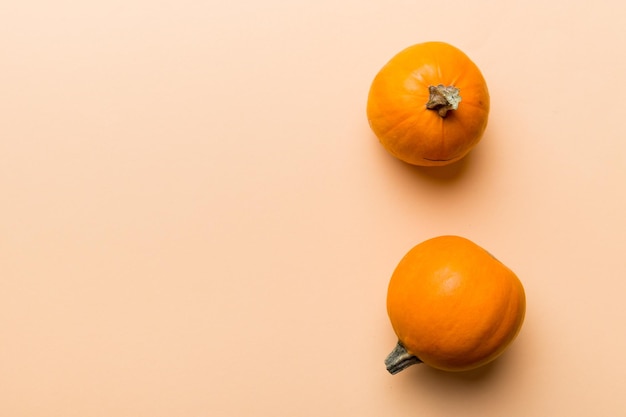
[2,1,626,415]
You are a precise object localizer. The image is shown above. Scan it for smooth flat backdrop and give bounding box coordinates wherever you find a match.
[2,1,625,416]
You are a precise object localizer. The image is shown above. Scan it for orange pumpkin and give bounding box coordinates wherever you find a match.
[385,235,525,373]
[367,42,490,166]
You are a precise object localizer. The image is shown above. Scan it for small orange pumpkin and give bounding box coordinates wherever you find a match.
[367,42,490,166]
[385,235,525,373]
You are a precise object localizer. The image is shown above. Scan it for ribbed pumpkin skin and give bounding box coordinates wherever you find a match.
[367,42,490,166]
[386,236,525,371]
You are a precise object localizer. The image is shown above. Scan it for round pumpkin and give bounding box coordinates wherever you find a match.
[367,42,490,166]
[385,235,525,373]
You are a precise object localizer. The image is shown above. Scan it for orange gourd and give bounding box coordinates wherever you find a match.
[367,42,490,166]
[385,235,525,373]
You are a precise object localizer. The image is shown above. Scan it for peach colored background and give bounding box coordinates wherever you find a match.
[2,1,626,416]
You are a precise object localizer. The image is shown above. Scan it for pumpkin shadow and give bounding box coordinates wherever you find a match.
[412,149,478,185]
[404,351,512,397]
[414,152,474,184]
[420,357,500,383]
[386,145,483,188]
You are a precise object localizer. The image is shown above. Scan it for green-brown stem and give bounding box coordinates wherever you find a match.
[426,84,461,118]
[385,341,422,375]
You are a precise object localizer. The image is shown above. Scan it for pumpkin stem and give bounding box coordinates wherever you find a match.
[426,85,461,118]
[385,341,422,375]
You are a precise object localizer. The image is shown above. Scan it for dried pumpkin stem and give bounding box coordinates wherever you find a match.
[385,341,422,375]
[426,85,461,118]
